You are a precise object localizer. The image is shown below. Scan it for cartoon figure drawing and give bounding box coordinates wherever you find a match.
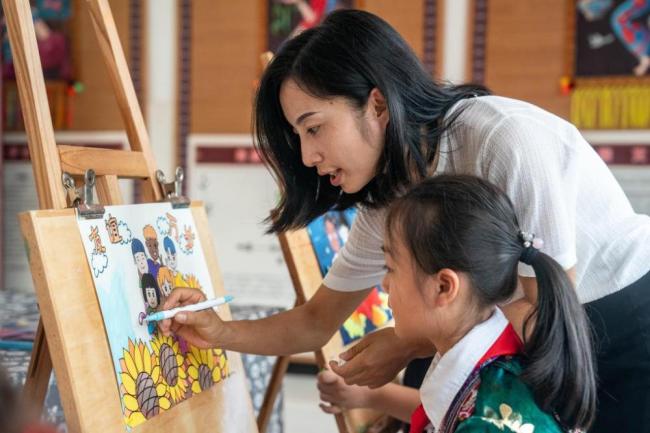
[105,213,124,244]
[141,273,161,312]
[157,266,174,303]
[163,236,188,288]
[89,226,106,254]
[182,225,196,254]
[131,238,149,278]
[167,212,179,243]
[143,225,162,278]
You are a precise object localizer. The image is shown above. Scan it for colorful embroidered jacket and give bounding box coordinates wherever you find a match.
[410,308,565,433]
[452,357,563,433]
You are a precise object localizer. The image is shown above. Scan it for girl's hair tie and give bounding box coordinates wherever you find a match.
[518,231,544,265]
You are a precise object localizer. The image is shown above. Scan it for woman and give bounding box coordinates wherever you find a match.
[161,9,650,431]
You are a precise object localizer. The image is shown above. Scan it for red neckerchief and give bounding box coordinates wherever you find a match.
[409,324,523,433]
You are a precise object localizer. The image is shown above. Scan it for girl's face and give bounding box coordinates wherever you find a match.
[161,280,173,297]
[145,287,159,308]
[134,252,148,275]
[382,228,483,354]
[381,236,433,340]
[279,79,388,194]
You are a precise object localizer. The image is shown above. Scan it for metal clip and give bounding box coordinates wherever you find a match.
[156,167,190,208]
[62,169,106,219]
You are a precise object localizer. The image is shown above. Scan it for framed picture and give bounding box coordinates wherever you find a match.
[306,209,393,346]
[574,0,650,78]
[267,0,355,53]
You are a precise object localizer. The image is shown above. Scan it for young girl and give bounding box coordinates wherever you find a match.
[379,174,595,432]
[161,9,650,431]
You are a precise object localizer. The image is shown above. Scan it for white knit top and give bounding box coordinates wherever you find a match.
[323,96,650,303]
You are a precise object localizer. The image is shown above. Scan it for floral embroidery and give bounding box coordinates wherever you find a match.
[480,404,535,433]
[457,385,479,421]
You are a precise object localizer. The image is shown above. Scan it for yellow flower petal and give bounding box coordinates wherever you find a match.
[219,355,226,369]
[187,352,198,367]
[143,349,152,374]
[188,365,199,379]
[151,365,160,383]
[212,367,221,383]
[123,394,140,412]
[191,346,201,362]
[179,368,187,379]
[500,404,513,420]
[134,345,144,372]
[159,397,171,410]
[200,349,209,365]
[127,411,147,428]
[121,373,136,395]
[192,381,202,394]
[156,383,167,396]
[176,354,184,365]
[124,350,137,379]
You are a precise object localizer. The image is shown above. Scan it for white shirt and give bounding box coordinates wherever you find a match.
[420,308,509,431]
[323,96,650,303]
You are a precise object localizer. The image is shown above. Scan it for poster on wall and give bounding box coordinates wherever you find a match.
[76,203,234,430]
[187,137,295,309]
[267,0,355,52]
[306,209,393,346]
[575,0,650,77]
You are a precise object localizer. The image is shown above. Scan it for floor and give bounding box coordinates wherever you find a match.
[283,372,337,433]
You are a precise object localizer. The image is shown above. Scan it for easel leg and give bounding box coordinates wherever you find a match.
[256,355,291,433]
[22,320,52,406]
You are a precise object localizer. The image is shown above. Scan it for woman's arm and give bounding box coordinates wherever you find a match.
[161,284,372,355]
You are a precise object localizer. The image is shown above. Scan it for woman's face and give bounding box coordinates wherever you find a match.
[279,79,388,194]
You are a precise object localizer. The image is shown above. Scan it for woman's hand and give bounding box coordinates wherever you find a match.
[158,287,226,349]
[329,327,430,388]
[317,369,370,414]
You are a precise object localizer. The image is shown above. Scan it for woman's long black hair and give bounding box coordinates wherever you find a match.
[386,175,596,431]
[254,9,489,233]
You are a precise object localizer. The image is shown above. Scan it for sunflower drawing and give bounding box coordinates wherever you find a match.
[150,333,189,403]
[119,338,171,428]
[186,345,229,394]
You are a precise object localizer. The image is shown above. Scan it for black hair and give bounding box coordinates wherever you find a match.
[385,174,596,431]
[254,9,489,233]
[141,273,161,307]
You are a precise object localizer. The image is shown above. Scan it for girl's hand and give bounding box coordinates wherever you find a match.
[158,287,226,349]
[317,369,370,414]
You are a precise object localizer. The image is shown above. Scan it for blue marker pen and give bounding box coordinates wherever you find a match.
[144,295,234,322]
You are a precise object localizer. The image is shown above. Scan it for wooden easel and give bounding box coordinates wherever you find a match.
[5,0,257,432]
[278,230,389,433]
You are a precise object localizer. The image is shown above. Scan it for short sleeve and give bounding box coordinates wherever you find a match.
[480,114,578,276]
[322,207,387,291]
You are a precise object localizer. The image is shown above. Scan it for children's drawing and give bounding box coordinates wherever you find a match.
[105,213,133,245]
[180,225,196,255]
[306,209,393,346]
[88,225,109,277]
[76,203,230,431]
